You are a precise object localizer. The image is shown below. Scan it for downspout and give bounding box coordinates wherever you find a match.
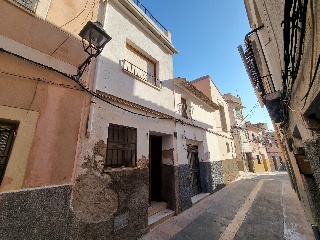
[86,0,109,137]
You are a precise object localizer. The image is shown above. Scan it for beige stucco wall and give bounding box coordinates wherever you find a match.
[95,0,175,116]
[0,51,86,191]
[245,0,284,92]
[173,84,223,165]
[191,77,235,162]
[0,107,39,192]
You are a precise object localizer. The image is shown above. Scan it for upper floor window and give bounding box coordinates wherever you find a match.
[219,107,227,131]
[256,155,261,164]
[235,107,243,120]
[13,0,39,12]
[121,43,161,88]
[226,142,230,153]
[0,121,17,185]
[181,97,188,118]
[105,124,137,168]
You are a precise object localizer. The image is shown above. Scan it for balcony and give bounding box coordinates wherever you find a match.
[121,59,161,89]
[240,35,282,123]
[132,0,167,33]
[14,0,39,12]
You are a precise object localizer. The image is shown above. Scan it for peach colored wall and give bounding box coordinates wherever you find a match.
[0,52,86,189]
[0,1,88,68]
[191,78,212,100]
[46,0,99,35]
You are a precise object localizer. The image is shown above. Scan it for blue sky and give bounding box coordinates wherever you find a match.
[139,0,273,130]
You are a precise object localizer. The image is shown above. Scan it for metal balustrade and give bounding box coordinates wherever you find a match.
[14,0,39,12]
[121,59,161,88]
[132,0,167,33]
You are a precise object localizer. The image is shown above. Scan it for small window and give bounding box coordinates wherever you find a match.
[106,124,137,168]
[181,97,188,118]
[14,0,39,12]
[0,121,17,185]
[122,43,160,87]
[219,107,227,131]
[226,142,230,153]
[257,155,261,164]
[235,107,243,120]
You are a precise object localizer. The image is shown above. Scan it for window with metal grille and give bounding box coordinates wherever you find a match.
[106,124,137,168]
[181,97,188,118]
[122,43,160,87]
[14,0,39,12]
[256,155,261,164]
[0,122,17,185]
[219,107,228,131]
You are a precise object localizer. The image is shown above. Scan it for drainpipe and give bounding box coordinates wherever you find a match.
[86,0,109,137]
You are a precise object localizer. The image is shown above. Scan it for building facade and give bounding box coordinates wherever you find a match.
[240,0,320,233]
[246,122,272,173]
[223,93,252,172]
[0,0,99,239]
[263,131,286,171]
[191,76,239,184]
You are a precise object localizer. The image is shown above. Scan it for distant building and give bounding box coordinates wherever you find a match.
[262,131,286,171]
[246,122,272,173]
[191,76,239,183]
[223,93,252,172]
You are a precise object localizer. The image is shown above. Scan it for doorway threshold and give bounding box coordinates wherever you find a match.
[191,193,210,206]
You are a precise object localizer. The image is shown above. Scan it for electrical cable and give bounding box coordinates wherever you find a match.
[0,48,235,139]
[60,0,90,28]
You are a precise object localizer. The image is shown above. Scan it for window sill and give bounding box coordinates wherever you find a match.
[122,69,162,91]
[103,166,145,173]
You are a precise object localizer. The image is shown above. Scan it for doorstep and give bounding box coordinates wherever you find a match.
[191,193,210,206]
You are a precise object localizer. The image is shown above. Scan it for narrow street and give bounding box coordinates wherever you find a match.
[141,172,315,240]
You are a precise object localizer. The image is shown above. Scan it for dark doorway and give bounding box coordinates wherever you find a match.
[149,136,162,202]
[187,145,201,197]
[272,156,278,170]
[246,152,254,172]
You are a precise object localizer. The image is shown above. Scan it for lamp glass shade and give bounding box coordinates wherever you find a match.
[79,21,112,50]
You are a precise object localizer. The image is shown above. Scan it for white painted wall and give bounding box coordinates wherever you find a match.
[173,83,234,165]
[96,0,175,116]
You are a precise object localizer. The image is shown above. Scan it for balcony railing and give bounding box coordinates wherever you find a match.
[14,0,39,12]
[244,37,276,96]
[121,59,161,88]
[132,0,167,33]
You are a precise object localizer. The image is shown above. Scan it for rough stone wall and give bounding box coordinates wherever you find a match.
[237,160,245,171]
[178,164,192,212]
[199,162,214,193]
[304,138,320,191]
[211,161,225,191]
[301,174,320,226]
[67,140,149,240]
[222,159,240,184]
[67,168,149,240]
[0,185,72,240]
[162,164,179,212]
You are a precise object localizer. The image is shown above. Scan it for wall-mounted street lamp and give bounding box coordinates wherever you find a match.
[75,21,112,81]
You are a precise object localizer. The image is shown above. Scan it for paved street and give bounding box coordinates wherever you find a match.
[141,172,315,240]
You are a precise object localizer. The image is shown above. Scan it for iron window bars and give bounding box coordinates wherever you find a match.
[121,59,161,88]
[105,124,137,168]
[0,122,17,185]
[14,0,39,12]
[281,0,308,125]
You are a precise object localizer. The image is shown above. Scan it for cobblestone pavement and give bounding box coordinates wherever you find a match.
[141,172,315,240]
